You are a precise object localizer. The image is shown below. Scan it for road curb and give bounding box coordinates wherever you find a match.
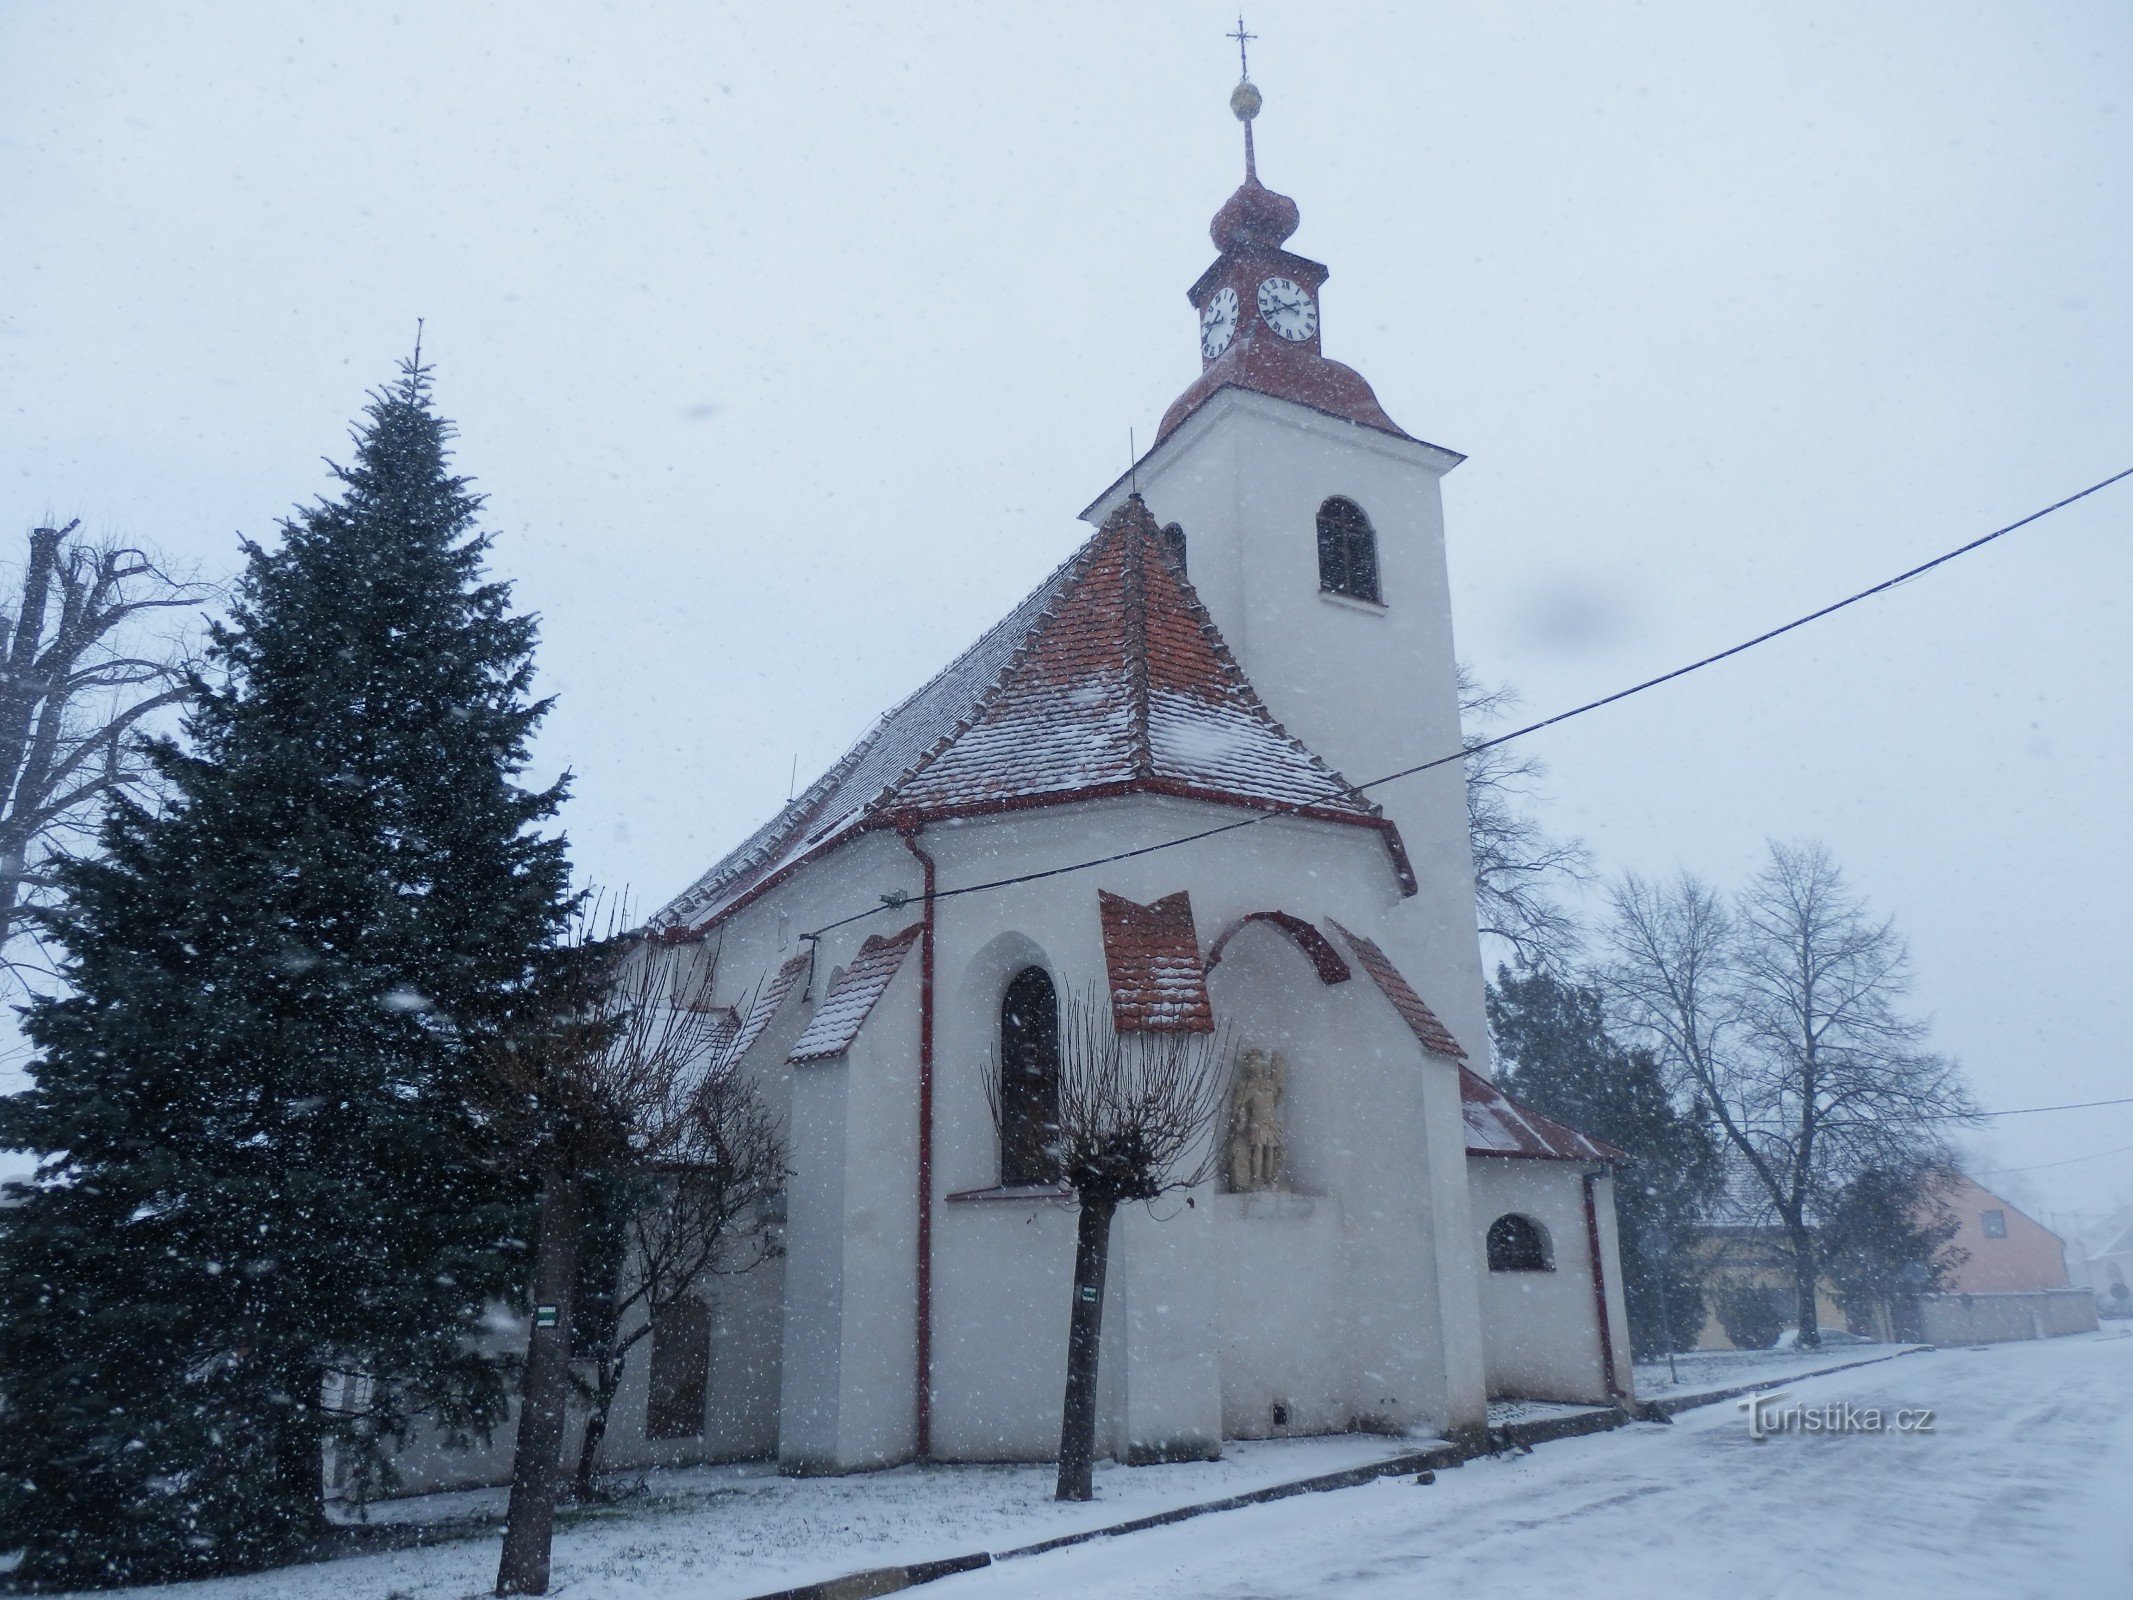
[735,1347,1934,1600]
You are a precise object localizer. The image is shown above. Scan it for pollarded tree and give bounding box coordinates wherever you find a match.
[0,356,577,1587]
[987,989,1235,1503]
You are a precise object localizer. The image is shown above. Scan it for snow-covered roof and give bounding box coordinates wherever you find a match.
[1457,1067,1624,1164]
[1326,919,1469,1062]
[786,925,921,1064]
[1098,889,1214,1032]
[720,952,810,1070]
[655,497,1410,932]
[1326,917,1621,1163]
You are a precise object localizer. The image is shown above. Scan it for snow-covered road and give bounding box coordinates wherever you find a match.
[940,1332,2133,1600]
[62,1332,2132,1599]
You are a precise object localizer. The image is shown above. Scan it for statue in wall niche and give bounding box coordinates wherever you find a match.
[1225,1047,1287,1193]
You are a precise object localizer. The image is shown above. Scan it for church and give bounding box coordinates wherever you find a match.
[391,71,1633,1495]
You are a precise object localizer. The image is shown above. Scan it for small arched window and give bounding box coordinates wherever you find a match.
[1316,496,1381,603]
[1159,522,1188,576]
[999,966,1061,1185]
[1486,1213,1552,1273]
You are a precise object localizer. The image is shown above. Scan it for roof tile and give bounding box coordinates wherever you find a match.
[787,926,922,1064]
[1098,889,1214,1032]
[657,498,1400,932]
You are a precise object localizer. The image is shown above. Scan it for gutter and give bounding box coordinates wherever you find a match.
[1583,1167,1626,1402]
[901,826,938,1458]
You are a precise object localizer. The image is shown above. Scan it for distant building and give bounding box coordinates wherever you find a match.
[1690,1170,2098,1350]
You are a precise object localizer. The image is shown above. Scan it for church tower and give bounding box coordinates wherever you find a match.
[1082,66,1487,1063]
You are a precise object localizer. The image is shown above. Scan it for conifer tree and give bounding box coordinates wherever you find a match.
[0,357,575,1586]
[1488,966,1723,1360]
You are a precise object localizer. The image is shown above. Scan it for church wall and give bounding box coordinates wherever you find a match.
[1469,1157,1630,1404]
[1090,392,1490,1088]
[920,798,1484,1454]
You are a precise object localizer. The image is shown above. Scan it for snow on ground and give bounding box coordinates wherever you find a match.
[59,1332,2133,1600]
[1632,1339,1919,1400]
[76,1434,1428,1600]
[939,1331,2133,1600]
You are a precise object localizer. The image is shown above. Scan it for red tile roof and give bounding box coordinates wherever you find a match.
[719,952,810,1069]
[655,497,1411,932]
[1098,890,1214,1033]
[1326,918,1468,1062]
[1325,918,1621,1162]
[1204,909,1351,986]
[786,925,921,1064]
[1458,1066,1626,1164]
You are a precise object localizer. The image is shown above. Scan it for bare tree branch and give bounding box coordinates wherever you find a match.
[1459,664,1591,971]
[0,521,213,990]
[1599,842,1978,1348]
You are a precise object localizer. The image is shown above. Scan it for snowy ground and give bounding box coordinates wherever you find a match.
[939,1331,2133,1600]
[1632,1338,1919,1400]
[54,1331,2133,1599]
[69,1434,1428,1600]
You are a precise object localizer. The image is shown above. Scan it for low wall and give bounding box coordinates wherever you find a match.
[1919,1288,2099,1345]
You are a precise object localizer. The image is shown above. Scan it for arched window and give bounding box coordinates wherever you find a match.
[1486,1213,1552,1272]
[999,966,1061,1185]
[1316,496,1381,603]
[1159,521,1188,576]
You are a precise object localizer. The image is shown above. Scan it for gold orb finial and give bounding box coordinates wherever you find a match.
[1230,80,1262,122]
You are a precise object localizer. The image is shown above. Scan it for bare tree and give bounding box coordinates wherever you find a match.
[1601,843,1976,1348]
[485,923,747,1596]
[988,989,1234,1502]
[569,1061,784,1502]
[0,520,209,984]
[1459,665,1590,970]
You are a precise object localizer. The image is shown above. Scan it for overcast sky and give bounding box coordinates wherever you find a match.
[3,2,2128,1228]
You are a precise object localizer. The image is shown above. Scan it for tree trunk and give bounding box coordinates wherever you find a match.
[496,1165,583,1596]
[1788,1220,1822,1350]
[269,1363,328,1559]
[571,1350,622,1503]
[1055,1196,1116,1503]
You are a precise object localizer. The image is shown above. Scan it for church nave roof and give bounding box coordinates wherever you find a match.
[654,496,1408,934]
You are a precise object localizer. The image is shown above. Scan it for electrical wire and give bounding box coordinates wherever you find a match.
[791,462,2132,943]
[1972,1142,2133,1178]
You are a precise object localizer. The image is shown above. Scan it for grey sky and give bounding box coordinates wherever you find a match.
[3,2,2128,1226]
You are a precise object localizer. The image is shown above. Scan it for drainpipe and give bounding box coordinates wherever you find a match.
[900,826,938,1457]
[1583,1167,1626,1403]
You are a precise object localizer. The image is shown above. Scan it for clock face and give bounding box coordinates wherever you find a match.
[1199,287,1240,360]
[1256,277,1317,342]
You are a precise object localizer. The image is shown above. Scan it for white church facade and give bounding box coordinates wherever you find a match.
[386,79,1633,1495]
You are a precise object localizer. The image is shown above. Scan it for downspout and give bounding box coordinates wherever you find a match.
[1583,1167,1626,1403]
[901,826,938,1457]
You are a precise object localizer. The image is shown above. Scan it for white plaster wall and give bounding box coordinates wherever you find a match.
[693,775,1501,1467]
[1469,1158,1631,1404]
[1087,391,1491,1088]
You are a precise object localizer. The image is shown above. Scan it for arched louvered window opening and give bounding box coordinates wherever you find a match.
[999,966,1062,1185]
[1316,496,1381,603]
[1159,522,1188,576]
[1486,1213,1552,1273]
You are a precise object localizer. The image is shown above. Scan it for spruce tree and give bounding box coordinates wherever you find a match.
[0,358,575,1586]
[1487,966,1723,1360]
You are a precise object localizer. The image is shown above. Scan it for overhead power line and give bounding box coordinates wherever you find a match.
[797,462,2133,944]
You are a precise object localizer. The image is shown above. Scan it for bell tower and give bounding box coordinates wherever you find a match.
[1080,61,1487,1062]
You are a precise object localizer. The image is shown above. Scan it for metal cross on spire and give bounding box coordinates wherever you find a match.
[1228,15,1257,81]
